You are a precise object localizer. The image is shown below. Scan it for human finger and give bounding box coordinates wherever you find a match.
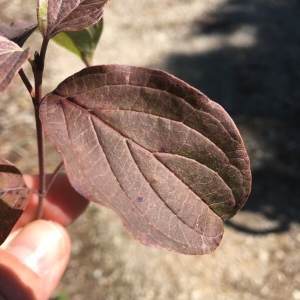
[0,220,70,300]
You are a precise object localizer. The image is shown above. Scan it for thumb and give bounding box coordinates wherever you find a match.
[0,220,71,300]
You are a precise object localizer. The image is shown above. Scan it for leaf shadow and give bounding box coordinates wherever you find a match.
[163,0,300,234]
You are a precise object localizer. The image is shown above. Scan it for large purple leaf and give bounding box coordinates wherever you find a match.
[37,0,109,39]
[40,65,251,255]
[0,158,29,245]
[0,36,30,94]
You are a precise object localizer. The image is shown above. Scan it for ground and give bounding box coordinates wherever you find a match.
[0,0,300,299]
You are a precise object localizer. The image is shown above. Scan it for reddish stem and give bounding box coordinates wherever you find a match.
[32,38,49,219]
[18,68,35,102]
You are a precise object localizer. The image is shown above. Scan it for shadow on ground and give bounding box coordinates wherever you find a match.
[164,0,300,234]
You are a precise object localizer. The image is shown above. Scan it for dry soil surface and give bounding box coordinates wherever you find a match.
[0,0,300,299]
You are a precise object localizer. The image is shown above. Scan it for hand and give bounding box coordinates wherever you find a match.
[0,173,89,300]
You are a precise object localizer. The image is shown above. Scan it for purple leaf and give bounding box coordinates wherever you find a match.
[0,21,37,47]
[37,0,109,39]
[40,65,251,255]
[0,158,29,245]
[0,36,30,94]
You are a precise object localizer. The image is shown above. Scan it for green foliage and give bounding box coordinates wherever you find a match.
[53,19,103,66]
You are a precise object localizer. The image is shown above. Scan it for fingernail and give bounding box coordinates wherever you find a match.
[2,220,69,276]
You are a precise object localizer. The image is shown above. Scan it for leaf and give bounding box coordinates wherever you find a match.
[37,0,109,39]
[0,158,29,245]
[52,19,103,66]
[40,65,252,255]
[0,20,37,47]
[0,36,30,94]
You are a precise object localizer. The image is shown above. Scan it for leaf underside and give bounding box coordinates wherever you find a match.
[0,158,29,245]
[37,0,109,39]
[40,64,251,255]
[0,20,37,47]
[53,19,103,66]
[0,36,30,94]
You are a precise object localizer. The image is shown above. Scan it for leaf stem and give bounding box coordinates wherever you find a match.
[38,38,49,72]
[45,161,64,194]
[18,68,35,101]
[3,186,42,197]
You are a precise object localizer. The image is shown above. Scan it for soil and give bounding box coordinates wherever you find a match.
[0,0,300,299]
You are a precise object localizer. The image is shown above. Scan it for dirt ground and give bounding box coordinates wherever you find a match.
[1,0,300,299]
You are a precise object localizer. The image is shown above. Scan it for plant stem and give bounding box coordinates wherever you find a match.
[38,38,49,72]
[34,104,45,219]
[19,68,35,102]
[32,38,49,219]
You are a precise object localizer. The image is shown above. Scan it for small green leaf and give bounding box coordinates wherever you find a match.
[53,19,103,66]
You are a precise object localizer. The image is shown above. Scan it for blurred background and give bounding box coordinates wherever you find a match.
[1,0,300,299]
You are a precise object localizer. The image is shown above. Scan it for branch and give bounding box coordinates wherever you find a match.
[18,68,35,102]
